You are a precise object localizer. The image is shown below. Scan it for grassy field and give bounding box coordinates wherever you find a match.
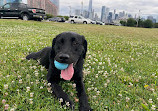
[0,19,158,111]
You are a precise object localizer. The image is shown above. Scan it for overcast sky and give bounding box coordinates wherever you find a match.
[59,0,158,18]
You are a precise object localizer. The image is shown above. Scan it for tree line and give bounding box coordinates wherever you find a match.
[120,18,158,28]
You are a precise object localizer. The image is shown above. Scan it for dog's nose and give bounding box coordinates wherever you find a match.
[59,54,70,61]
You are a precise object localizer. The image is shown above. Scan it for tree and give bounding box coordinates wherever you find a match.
[46,14,54,19]
[120,20,127,26]
[138,19,144,27]
[143,19,153,28]
[154,23,158,28]
[127,18,136,27]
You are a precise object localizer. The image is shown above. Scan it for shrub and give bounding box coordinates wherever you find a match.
[120,20,127,26]
[143,19,153,28]
[46,14,54,19]
[127,18,136,27]
[154,23,158,28]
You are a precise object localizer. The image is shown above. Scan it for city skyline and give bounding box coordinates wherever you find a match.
[59,0,158,18]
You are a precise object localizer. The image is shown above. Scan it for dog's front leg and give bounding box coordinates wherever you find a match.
[47,66,74,110]
[74,79,92,111]
[51,83,74,108]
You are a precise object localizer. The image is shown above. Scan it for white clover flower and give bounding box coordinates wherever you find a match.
[104,83,108,87]
[26,87,30,92]
[148,99,153,104]
[72,83,76,88]
[151,105,156,110]
[5,92,8,96]
[41,66,45,71]
[118,94,122,97]
[93,96,97,99]
[29,99,33,104]
[66,102,70,106]
[106,79,110,83]
[30,92,34,97]
[35,72,39,77]
[19,79,22,84]
[87,88,91,91]
[36,80,39,84]
[40,86,43,89]
[59,98,63,103]
[95,74,98,78]
[47,83,51,87]
[97,91,100,95]
[126,97,130,102]
[129,82,133,86]
[4,84,8,89]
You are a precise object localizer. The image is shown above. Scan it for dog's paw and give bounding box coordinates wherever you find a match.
[79,106,92,111]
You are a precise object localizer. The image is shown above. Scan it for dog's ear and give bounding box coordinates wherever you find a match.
[50,37,56,59]
[82,36,87,59]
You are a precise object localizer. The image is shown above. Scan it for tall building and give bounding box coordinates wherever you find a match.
[27,0,58,16]
[101,6,109,23]
[101,6,106,22]
[88,0,93,19]
[94,13,98,21]
[147,15,156,23]
[83,10,88,18]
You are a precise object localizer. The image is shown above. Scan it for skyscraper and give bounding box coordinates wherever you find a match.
[101,6,110,23]
[101,6,106,22]
[88,0,92,13]
[88,0,93,19]
[27,0,59,16]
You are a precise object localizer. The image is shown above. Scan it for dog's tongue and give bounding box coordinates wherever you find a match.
[61,64,74,80]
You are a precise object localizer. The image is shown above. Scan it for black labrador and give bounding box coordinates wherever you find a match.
[26,32,92,111]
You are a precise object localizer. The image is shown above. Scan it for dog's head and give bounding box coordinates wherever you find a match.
[50,32,87,66]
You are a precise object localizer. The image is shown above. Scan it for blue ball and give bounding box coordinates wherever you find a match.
[54,60,68,70]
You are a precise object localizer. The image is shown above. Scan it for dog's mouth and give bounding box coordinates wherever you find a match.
[54,60,75,80]
[61,63,74,80]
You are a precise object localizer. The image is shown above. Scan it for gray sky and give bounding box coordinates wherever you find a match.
[59,0,158,18]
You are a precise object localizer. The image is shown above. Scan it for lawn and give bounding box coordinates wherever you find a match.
[0,19,158,111]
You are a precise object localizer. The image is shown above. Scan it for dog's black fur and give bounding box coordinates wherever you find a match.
[26,32,92,111]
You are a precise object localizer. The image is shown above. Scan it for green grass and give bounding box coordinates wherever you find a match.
[0,19,158,111]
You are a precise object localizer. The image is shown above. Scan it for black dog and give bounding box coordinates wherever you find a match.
[26,32,92,111]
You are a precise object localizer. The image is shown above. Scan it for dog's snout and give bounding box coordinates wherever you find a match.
[59,54,70,61]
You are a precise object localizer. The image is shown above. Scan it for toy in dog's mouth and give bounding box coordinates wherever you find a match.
[54,60,74,80]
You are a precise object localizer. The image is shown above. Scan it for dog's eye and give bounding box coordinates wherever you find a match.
[60,38,64,44]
